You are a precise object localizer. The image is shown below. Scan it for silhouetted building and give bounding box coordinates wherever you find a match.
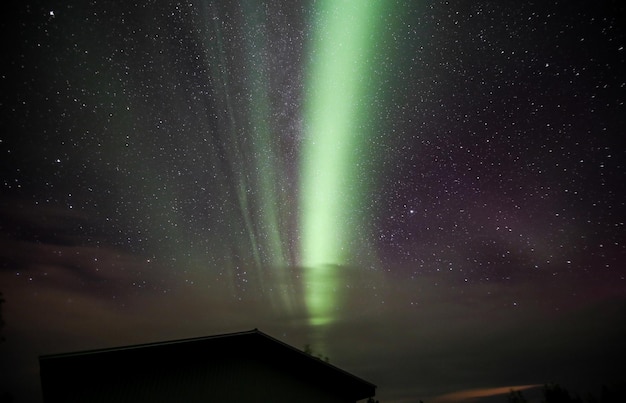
[39,329,376,403]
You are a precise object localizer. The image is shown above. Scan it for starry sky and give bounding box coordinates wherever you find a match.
[1,1,625,402]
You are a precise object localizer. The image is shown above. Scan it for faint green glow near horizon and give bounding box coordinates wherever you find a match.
[300,0,385,326]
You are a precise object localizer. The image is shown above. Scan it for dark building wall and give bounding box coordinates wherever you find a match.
[41,352,352,403]
[40,332,374,403]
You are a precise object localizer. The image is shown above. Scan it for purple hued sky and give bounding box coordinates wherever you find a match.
[1,1,625,402]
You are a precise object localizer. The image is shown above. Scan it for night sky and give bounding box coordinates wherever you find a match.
[1,1,625,402]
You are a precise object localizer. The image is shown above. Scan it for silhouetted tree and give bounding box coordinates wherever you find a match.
[0,293,12,403]
[542,384,583,403]
[302,344,329,363]
[502,383,626,403]
[508,389,528,403]
[0,292,5,342]
[598,383,626,403]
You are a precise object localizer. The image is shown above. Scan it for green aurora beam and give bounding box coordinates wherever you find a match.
[242,0,296,312]
[300,0,386,326]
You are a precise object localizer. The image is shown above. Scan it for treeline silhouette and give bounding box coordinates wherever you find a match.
[508,383,624,403]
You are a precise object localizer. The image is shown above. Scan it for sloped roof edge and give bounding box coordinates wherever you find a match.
[39,328,376,393]
[39,328,263,359]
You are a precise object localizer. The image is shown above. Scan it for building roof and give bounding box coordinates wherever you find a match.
[40,328,376,401]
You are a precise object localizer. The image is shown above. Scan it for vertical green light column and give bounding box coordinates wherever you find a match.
[242,0,295,312]
[300,0,384,326]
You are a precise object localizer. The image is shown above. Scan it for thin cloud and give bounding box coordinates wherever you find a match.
[431,384,541,403]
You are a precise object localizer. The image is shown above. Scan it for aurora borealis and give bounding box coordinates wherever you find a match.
[1,1,626,402]
[300,0,386,326]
